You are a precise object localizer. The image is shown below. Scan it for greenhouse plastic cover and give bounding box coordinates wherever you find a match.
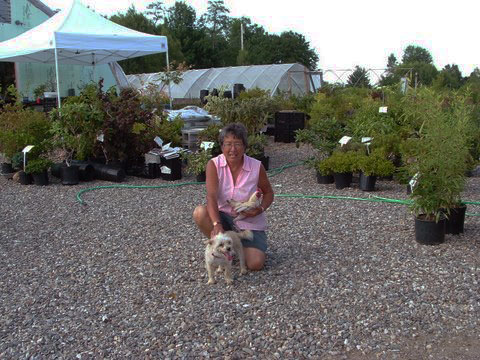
[125,63,321,98]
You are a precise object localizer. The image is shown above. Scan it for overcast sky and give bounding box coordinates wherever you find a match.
[42,0,478,79]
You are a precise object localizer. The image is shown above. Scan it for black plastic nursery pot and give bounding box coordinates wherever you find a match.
[196,171,206,182]
[71,161,95,181]
[444,205,467,235]
[19,171,33,185]
[333,172,352,190]
[1,162,13,174]
[259,156,270,171]
[90,163,126,182]
[32,170,49,186]
[316,171,334,184]
[359,173,377,191]
[161,157,182,181]
[414,215,446,245]
[60,165,79,185]
[147,163,161,179]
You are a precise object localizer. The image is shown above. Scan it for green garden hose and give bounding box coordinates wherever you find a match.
[75,161,480,217]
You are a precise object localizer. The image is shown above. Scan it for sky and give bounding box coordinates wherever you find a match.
[41,0,479,81]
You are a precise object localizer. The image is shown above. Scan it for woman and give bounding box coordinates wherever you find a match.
[193,123,274,270]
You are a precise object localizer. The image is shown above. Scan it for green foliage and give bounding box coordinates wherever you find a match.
[33,84,47,99]
[205,89,279,135]
[402,45,434,64]
[197,124,222,155]
[402,89,472,220]
[50,102,104,165]
[319,150,362,174]
[357,150,395,177]
[0,104,51,159]
[138,82,171,112]
[182,148,212,175]
[314,157,333,176]
[11,152,24,170]
[295,117,342,156]
[148,114,185,147]
[246,133,267,159]
[24,158,53,174]
[347,66,371,88]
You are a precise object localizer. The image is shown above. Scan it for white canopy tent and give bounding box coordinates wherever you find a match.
[0,0,170,108]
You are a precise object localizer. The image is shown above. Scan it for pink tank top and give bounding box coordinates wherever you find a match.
[213,154,267,231]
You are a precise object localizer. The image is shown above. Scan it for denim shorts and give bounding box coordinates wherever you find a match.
[219,211,267,253]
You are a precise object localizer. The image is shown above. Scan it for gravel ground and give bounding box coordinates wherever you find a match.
[1,138,480,359]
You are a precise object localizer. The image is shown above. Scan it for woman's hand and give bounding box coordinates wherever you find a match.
[239,206,263,219]
[210,223,224,238]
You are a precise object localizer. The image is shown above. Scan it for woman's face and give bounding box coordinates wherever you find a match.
[221,134,245,162]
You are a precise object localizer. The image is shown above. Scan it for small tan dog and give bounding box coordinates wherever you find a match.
[204,230,253,285]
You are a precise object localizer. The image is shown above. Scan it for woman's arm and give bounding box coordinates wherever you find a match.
[205,159,224,236]
[240,164,274,218]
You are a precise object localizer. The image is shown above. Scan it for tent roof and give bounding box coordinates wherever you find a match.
[0,0,168,65]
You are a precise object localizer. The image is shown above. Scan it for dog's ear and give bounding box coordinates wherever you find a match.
[204,238,214,246]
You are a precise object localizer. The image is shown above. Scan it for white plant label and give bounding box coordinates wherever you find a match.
[201,141,214,150]
[409,173,419,189]
[96,133,104,142]
[162,142,171,151]
[338,136,352,146]
[361,137,373,143]
[379,106,388,113]
[161,166,171,174]
[154,136,163,147]
[22,145,34,153]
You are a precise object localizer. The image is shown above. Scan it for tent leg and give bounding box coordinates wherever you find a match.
[54,47,62,109]
[166,50,172,109]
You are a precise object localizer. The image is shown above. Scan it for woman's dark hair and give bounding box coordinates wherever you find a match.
[218,123,248,147]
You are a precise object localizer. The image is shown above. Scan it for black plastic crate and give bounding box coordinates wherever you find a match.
[274,111,305,143]
[161,157,182,181]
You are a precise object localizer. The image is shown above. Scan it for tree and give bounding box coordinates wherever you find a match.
[347,66,371,88]
[402,45,434,64]
[433,64,464,90]
[146,1,165,26]
[203,0,230,52]
[110,6,184,74]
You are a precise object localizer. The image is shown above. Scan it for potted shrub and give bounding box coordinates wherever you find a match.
[357,150,395,191]
[404,89,471,244]
[246,133,269,170]
[50,102,103,185]
[321,150,361,189]
[33,84,47,104]
[182,148,212,182]
[313,157,334,184]
[25,158,53,186]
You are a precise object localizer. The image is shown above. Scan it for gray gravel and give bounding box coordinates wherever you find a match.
[1,138,480,359]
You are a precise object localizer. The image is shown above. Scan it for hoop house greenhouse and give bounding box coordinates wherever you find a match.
[123,63,321,99]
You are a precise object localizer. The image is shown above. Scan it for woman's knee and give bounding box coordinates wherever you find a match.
[245,250,265,271]
[193,205,207,223]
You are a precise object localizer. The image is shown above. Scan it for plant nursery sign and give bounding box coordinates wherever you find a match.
[201,141,214,150]
[154,136,163,147]
[379,106,388,113]
[338,136,352,147]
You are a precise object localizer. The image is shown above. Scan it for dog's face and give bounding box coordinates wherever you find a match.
[206,233,234,261]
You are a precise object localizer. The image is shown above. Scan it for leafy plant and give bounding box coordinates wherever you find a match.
[50,102,104,165]
[197,124,222,155]
[319,150,362,174]
[246,133,267,159]
[357,151,395,177]
[24,158,53,174]
[403,89,472,221]
[0,104,51,159]
[182,148,212,176]
[314,157,333,176]
[33,84,47,99]
[295,117,342,156]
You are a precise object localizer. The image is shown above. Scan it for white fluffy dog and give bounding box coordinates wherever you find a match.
[204,230,253,285]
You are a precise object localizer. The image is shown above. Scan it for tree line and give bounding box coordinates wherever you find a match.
[346,45,480,91]
[109,0,319,74]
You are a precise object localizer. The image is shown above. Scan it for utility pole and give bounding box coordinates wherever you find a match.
[240,23,244,50]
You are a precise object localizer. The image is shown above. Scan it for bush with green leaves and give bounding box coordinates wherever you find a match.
[319,150,362,174]
[24,158,53,174]
[182,148,212,176]
[197,124,222,155]
[403,89,472,221]
[50,102,104,165]
[295,117,342,156]
[357,150,395,177]
[0,104,52,159]
[246,134,267,159]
